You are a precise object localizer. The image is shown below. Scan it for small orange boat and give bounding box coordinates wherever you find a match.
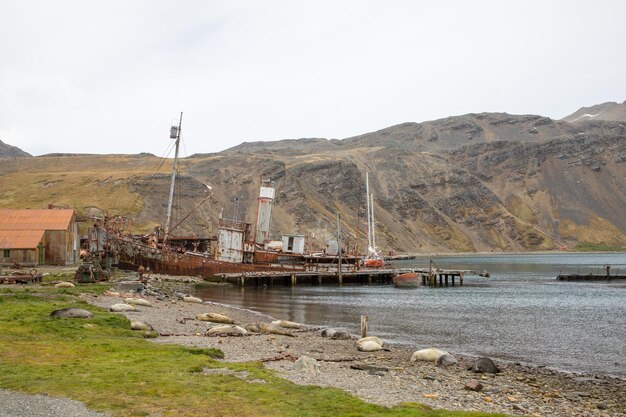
[363,258,384,268]
[393,272,419,288]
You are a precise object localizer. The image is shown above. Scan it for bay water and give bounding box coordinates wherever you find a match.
[195,253,626,376]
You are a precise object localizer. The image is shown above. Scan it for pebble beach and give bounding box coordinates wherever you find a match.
[78,274,626,417]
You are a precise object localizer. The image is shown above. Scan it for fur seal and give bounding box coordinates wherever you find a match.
[258,322,296,337]
[109,303,137,312]
[124,298,152,307]
[207,325,247,336]
[357,340,383,352]
[54,281,75,288]
[469,357,500,374]
[183,296,203,304]
[50,307,93,319]
[321,328,351,340]
[357,336,383,347]
[196,313,235,324]
[411,348,449,362]
[244,323,261,333]
[436,353,458,367]
[130,321,154,331]
[272,320,301,329]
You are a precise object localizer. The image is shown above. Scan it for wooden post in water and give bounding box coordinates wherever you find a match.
[360,315,368,338]
[290,273,296,286]
[460,272,464,286]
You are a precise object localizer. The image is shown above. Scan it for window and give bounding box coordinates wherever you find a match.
[287,237,294,251]
[3,249,9,258]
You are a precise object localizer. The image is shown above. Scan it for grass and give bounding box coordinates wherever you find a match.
[573,242,626,252]
[0,288,510,417]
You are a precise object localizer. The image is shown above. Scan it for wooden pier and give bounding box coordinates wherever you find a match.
[212,267,484,287]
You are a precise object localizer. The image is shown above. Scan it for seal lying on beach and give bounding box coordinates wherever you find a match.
[50,308,93,319]
[321,328,351,340]
[357,340,383,352]
[110,303,137,312]
[124,298,152,307]
[244,323,261,333]
[469,357,500,374]
[197,313,235,324]
[272,320,301,329]
[207,325,247,336]
[130,321,154,331]
[183,296,203,304]
[357,336,384,347]
[258,322,296,337]
[436,353,458,367]
[410,348,449,362]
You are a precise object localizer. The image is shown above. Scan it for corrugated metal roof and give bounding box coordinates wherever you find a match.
[0,229,45,249]
[0,209,74,231]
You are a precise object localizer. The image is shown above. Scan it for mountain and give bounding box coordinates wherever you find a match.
[0,140,31,158]
[0,110,624,253]
[562,101,626,123]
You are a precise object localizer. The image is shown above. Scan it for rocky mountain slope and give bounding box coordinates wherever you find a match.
[562,100,626,123]
[0,139,31,158]
[1,108,625,253]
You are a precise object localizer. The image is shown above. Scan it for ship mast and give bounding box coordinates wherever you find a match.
[365,172,372,258]
[164,111,183,243]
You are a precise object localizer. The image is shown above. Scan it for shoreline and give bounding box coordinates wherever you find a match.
[84,274,625,416]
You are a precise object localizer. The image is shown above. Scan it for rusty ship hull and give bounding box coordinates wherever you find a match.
[112,234,302,278]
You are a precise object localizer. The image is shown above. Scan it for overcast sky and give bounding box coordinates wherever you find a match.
[1,1,625,157]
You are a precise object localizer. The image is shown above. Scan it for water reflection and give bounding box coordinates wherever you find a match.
[194,253,626,376]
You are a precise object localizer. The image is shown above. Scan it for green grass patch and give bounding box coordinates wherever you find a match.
[0,290,510,417]
[573,242,626,252]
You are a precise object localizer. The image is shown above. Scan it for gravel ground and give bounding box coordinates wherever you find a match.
[0,389,108,417]
[79,275,626,417]
[4,273,622,417]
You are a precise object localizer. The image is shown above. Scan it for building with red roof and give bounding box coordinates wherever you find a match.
[0,208,79,266]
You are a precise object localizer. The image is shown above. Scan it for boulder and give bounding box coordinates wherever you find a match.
[183,296,203,304]
[293,355,319,375]
[465,379,483,391]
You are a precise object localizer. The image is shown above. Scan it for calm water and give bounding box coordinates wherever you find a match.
[195,253,626,376]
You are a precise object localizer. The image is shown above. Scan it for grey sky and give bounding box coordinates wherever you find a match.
[1,1,625,157]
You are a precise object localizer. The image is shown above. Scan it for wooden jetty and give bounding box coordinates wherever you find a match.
[557,274,626,282]
[212,267,485,287]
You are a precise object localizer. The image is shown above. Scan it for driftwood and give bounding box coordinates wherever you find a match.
[260,353,360,363]
[350,363,390,372]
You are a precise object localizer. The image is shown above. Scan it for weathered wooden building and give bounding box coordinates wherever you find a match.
[0,208,79,266]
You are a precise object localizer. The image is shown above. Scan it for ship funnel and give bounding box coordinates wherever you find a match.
[255,179,275,244]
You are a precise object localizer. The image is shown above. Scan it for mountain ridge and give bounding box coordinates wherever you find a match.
[1,106,624,253]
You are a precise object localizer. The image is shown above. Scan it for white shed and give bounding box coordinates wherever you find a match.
[282,234,305,254]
